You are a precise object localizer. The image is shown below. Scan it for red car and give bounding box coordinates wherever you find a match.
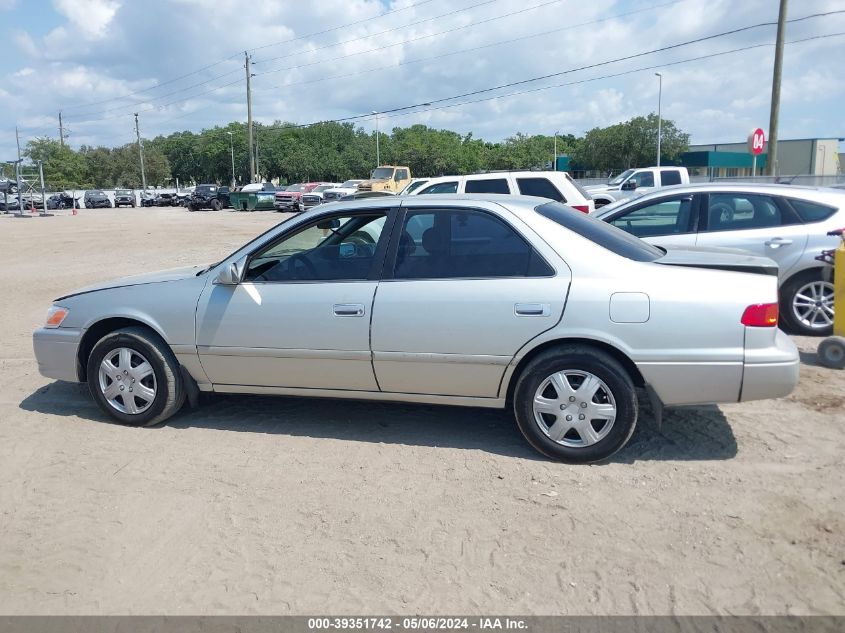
[274,182,323,212]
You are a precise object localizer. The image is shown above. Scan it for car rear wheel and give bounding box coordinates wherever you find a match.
[87,326,185,427]
[513,345,638,463]
[780,271,834,336]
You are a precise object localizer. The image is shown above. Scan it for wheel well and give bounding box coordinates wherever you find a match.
[781,266,829,290]
[504,338,645,404]
[76,317,160,381]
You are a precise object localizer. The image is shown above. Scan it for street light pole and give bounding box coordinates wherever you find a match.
[372,110,380,167]
[553,131,559,171]
[655,72,663,167]
[227,132,235,187]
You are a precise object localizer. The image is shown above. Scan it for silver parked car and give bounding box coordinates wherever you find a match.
[33,195,799,463]
[594,183,845,336]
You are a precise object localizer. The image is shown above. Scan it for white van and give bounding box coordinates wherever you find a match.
[409,171,595,213]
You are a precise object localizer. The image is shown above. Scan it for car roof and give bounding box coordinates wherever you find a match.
[608,182,845,204]
[318,193,548,213]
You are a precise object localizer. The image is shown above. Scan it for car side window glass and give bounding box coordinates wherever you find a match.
[704,194,790,232]
[661,170,682,186]
[787,198,837,223]
[464,178,510,194]
[631,171,655,187]
[245,213,387,282]
[608,196,693,238]
[420,181,458,194]
[393,209,552,279]
[516,177,566,202]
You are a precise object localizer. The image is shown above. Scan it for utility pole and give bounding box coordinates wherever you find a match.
[59,111,65,147]
[15,126,21,162]
[655,72,663,167]
[767,0,788,176]
[372,111,380,167]
[245,51,256,182]
[553,131,558,171]
[134,113,147,191]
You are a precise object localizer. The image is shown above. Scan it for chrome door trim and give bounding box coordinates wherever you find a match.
[196,346,371,361]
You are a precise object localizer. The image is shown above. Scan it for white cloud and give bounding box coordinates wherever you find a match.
[53,0,121,39]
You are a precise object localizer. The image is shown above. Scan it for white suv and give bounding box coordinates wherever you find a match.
[409,171,594,213]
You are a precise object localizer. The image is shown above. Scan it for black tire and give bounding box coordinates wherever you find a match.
[512,345,638,463]
[779,270,834,337]
[210,199,222,211]
[86,326,185,427]
[818,336,845,370]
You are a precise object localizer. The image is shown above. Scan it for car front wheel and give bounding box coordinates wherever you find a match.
[780,271,834,336]
[87,326,185,427]
[513,345,638,463]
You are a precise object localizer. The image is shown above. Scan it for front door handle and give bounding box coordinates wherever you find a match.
[765,237,793,248]
[515,303,551,317]
[333,303,365,317]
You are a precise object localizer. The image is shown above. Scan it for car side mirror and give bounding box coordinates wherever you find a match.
[621,180,638,191]
[214,255,247,285]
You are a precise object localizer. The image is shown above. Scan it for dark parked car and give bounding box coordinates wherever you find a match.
[155,192,178,207]
[188,184,226,211]
[46,193,78,209]
[84,190,112,208]
[140,191,156,207]
[217,186,231,208]
[114,189,136,208]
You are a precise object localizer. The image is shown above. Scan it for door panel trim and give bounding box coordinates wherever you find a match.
[197,346,371,361]
[373,351,510,365]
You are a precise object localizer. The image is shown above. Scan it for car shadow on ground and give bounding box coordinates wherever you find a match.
[20,382,737,463]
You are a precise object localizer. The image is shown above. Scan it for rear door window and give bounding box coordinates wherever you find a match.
[660,170,683,186]
[464,178,510,194]
[419,181,459,194]
[786,197,838,223]
[702,193,800,232]
[516,177,566,202]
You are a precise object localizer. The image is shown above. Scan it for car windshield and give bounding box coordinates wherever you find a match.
[89,190,104,195]
[197,185,217,193]
[341,180,361,188]
[370,168,394,179]
[285,184,302,191]
[115,189,131,195]
[535,201,664,262]
[608,169,635,186]
[404,180,428,194]
[314,184,335,192]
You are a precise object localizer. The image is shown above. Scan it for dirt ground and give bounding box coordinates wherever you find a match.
[0,207,843,615]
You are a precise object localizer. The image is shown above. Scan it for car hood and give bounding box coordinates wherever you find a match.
[359,178,388,186]
[56,265,206,300]
[656,246,778,277]
[583,184,616,192]
[324,187,358,194]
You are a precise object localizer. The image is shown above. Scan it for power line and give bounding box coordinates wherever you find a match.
[253,12,844,133]
[254,0,689,93]
[58,0,442,113]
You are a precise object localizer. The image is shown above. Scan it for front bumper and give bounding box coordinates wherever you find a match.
[33,327,84,382]
[740,328,800,401]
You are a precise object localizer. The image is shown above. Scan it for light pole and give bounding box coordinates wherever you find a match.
[227,132,235,187]
[372,110,380,167]
[553,131,559,171]
[655,73,663,167]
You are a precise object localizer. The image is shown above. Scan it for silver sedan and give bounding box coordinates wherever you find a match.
[594,183,845,336]
[33,195,799,463]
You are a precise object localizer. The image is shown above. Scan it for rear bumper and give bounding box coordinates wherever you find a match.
[740,328,800,401]
[33,327,83,382]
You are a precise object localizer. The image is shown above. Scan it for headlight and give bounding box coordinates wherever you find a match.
[45,306,69,328]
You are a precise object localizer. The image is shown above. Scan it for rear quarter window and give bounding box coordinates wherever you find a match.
[517,177,566,202]
[787,197,838,223]
[661,170,683,186]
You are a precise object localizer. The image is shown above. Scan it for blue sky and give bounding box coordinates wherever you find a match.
[1,0,844,162]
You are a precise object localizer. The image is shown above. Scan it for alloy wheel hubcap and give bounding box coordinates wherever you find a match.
[533,370,616,448]
[792,281,834,329]
[97,347,157,415]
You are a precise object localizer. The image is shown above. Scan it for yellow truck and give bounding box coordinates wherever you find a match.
[357,166,412,193]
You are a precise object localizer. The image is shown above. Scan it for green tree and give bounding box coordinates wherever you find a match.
[574,114,689,171]
[24,137,87,190]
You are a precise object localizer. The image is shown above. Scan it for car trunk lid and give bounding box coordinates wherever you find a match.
[655,246,778,277]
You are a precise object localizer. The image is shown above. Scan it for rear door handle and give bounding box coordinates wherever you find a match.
[515,303,551,317]
[333,303,365,317]
[765,237,793,248]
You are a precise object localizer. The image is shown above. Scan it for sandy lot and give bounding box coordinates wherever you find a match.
[0,207,843,615]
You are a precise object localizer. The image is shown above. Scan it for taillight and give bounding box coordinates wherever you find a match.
[741,303,779,327]
[571,205,590,213]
